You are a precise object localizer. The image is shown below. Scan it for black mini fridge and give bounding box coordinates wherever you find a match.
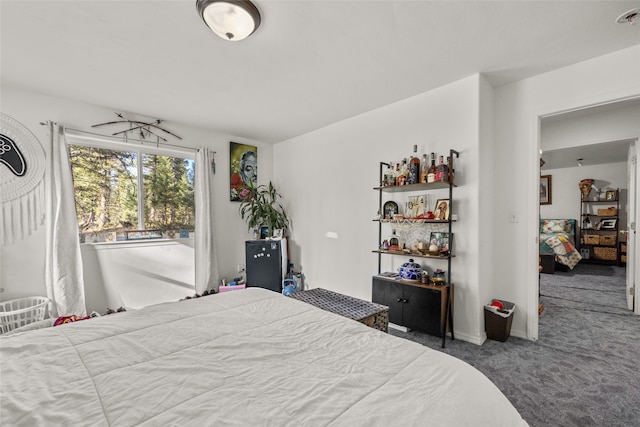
[245,240,288,293]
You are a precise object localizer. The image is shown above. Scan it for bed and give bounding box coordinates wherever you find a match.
[0,287,528,426]
[539,218,582,273]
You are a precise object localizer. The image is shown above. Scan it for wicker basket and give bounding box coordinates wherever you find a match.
[599,235,617,246]
[0,296,50,334]
[584,235,600,245]
[593,247,617,261]
[597,207,617,216]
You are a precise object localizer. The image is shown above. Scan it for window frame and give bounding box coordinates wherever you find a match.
[65,129,196,241]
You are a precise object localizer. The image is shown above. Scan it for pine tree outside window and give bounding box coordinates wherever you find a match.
[68,143,195,243]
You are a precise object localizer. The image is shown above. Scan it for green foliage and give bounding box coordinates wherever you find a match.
[69,145,195,235]
[238,181,289,237]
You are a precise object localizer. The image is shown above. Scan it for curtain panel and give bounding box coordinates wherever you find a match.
[45,124,86,317]
[195,147,219,293]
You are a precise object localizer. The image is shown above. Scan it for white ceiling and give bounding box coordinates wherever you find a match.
[2,1,640,143]
[540,97,640,169]
[540,139,634,170]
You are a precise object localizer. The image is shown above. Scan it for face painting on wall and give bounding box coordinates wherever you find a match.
[230,142,258,201]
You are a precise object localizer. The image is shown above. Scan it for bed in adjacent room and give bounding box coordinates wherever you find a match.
[539,218,582,273]
[0,287,528,426]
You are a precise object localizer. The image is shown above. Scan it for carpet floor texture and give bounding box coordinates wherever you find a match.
[389,263,640,427]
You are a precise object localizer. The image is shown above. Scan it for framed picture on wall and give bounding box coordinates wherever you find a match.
[433,199,450,220]
[230,142,258,201]
[540,175,552,205]
[600,219,617,229]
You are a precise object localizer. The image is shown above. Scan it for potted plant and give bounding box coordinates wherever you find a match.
[238,181,289,239]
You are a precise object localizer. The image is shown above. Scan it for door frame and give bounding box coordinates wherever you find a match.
[530,96,640,339]
[629,141,639,313]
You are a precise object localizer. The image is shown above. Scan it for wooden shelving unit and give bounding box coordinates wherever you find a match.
[579,188,620,266]
[371,149,459,348]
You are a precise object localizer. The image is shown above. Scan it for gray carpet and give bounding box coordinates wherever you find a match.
[389,263,640,427]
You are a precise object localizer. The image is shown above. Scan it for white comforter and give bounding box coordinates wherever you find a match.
[0,288,528,426]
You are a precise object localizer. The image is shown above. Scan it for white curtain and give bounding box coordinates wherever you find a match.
[195,148,219,293]
[45,123,86,317]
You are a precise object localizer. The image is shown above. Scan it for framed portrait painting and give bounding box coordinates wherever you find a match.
[540,175,552,205]
[433,199,450,220]
[230,142,257,201]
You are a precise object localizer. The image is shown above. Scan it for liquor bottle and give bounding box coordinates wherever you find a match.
[394,162,401,185]
[397,159,408,186]
[426,153,437,183]
[384,162,395,187]
[402,159,410,184]
[436,155,448,182]
[420,153,428,183]
[447,156,454,184]
[408,145,420,184]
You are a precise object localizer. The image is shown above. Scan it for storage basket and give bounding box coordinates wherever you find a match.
[597,207,617,216]
[599,235,616,246]
[584,235,600,245]
[0,296,50,334]
[593,247,617,261]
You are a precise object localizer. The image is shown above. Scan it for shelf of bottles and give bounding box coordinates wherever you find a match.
[375,148,459,271]
[379,147,455,189]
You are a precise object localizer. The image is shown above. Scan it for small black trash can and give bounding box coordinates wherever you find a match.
[484,299,515,342]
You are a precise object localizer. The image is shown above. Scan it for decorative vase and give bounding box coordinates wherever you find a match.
[398,259,423,281]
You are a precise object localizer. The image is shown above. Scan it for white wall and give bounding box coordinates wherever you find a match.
[494,45,640,340]
[274,75,489,344]
[540,163,628,228]
[0,85,272,313]
[541,103,640,150]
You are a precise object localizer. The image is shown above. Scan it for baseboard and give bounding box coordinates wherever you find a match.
[453,331,486,346]
[388,322,409,333]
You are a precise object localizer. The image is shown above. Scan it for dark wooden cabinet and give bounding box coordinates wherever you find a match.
[372,276,449,337]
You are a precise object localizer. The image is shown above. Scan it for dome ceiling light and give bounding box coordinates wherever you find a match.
[196,0,261,41]
[616,8,640,25]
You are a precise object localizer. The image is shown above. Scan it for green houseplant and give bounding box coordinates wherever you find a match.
[238,181,289,238]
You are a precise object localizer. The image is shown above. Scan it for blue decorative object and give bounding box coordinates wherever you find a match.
[398,259,423,281]
[282,278,297,296]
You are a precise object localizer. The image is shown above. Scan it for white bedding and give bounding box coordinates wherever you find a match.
[0,288,528,426]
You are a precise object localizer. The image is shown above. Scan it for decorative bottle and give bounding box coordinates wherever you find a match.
[420,154,428,183]
[447,156,454,184]
[436,155,449,182]
[426,153,437,183]
[409,145,420,184]
[397,159,408,186]
[384,163,395,187]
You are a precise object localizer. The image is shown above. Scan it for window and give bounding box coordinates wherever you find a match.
[68,143,195,243]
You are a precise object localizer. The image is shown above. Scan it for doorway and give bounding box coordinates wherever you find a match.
[537,98,640,326]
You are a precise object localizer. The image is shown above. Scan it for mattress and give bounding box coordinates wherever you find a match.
[0,288,528,426]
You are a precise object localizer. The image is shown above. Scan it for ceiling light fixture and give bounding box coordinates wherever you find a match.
[196,0,261,41]
[616,8,640,25]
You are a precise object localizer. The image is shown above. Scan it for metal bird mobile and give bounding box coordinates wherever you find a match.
[92,112,182,142]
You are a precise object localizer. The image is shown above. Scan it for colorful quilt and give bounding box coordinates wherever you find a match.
[543,234,582,269]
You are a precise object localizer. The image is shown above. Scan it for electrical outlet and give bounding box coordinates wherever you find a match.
[237,264,245,273]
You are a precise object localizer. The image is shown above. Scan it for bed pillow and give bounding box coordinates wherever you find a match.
[542,219,571,234]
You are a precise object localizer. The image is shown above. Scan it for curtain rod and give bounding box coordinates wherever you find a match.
[61,126,200,153]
